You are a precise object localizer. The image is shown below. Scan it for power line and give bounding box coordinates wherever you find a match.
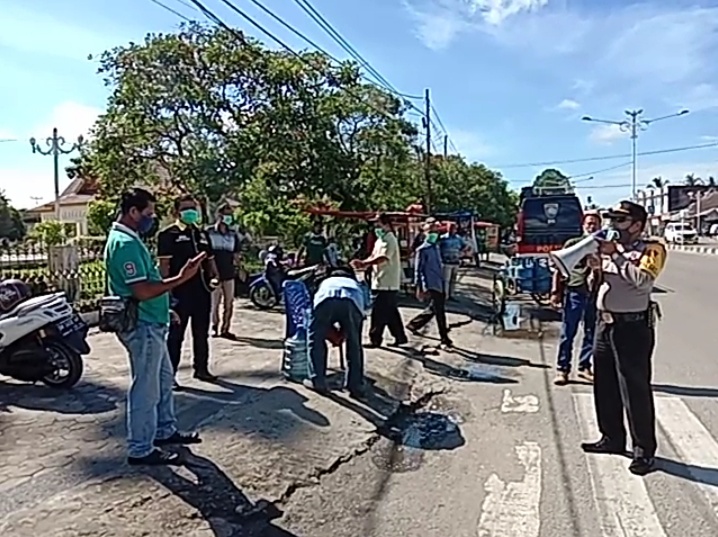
[495,141,718,169]
[149,0,194,22]
[183,0,401,122]
[289,0,421,100]
[570,161,633,180]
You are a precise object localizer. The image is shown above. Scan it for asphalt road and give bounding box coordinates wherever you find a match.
[276,255,718,537]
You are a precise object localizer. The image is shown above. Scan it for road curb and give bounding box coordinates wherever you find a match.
[667,244,718,255]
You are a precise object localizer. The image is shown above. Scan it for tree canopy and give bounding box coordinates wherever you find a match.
[0,192,26,242]
[85,23,518,239]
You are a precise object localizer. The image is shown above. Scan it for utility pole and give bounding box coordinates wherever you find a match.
[29,128,84,220]
[423,88,432,213]
[443,135,448,157]
[582,109,688,200]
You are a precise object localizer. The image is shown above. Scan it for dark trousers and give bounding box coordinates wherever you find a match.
[168,290,212,374]
[311,298,364,390]
[407,289,451,344]
[593,315,656,458]
[369,290,406,345]
[557,289,597,372]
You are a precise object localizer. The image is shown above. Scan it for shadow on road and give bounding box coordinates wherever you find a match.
[653,383,718,398]
[0,378,122,414]
[234,336,285,350]
[657,456,718,488]
[148,448,296,537]
[454,346,550,370]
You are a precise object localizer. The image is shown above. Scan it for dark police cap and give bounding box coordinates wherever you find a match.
[602,200,647,224]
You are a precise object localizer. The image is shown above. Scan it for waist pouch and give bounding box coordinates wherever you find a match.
[98,296,138,333]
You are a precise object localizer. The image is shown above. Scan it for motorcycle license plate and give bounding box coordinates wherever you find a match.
[56,314,87,337]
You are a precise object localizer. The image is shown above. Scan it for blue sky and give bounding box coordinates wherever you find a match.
[2,0,718,209]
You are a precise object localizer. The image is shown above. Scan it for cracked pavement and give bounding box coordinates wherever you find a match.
[0,266,560,536]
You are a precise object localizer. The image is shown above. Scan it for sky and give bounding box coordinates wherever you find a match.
[2,0,718,210]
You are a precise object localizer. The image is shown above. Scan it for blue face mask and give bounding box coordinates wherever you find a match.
[138,214,155,235]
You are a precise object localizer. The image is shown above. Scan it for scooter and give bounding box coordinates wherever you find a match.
[249,264,322,310]
[0,292,90,389]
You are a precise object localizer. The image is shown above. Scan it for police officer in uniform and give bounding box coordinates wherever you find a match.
[158,194,219,386]
[580,201,667,476]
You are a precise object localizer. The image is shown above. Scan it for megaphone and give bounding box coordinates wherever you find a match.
[549,229,619,278]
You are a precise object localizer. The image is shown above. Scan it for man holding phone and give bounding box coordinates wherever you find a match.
[105,188,205,466]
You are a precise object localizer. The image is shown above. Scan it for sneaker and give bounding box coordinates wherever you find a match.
[128,449,181,466]
[211,325,219,337]
[154,431,202,447]
[388,338,408,347]
[553,371,569,386]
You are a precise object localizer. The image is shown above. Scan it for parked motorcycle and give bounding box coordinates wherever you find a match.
[249,264,323,310]
[0,292,90,389]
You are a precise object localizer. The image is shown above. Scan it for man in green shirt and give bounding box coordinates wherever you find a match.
[104,188,206,466]
[550,212,601,386]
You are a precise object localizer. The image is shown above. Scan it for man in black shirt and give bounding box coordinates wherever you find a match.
[206,203,242,339]
[158,195,219,385]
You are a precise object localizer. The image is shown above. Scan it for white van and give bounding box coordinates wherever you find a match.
[663,222,698,244]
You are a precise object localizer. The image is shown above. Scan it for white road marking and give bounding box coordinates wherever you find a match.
[477,441,541,537]
[655,397,718,518]
[573,393,667,537]
[501,389,539,413]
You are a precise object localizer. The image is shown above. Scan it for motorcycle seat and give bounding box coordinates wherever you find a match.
[0,292,67,319]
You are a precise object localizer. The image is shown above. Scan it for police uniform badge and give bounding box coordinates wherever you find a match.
[639,240,667,279]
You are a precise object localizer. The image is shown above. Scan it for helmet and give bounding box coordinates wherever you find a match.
[0,279,31,312]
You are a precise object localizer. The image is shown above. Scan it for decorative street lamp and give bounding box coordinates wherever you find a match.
[30,128,84,220]
[581,109,689,199]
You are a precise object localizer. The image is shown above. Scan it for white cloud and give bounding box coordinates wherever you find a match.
[556,98,580,110]
[403,0,550,50]
[450,128,494,160]
[30,101,102,141]
[405,2,718,117]
[0,129,15,140]
[588,124,629,145]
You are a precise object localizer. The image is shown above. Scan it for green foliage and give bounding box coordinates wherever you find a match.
[0,192,26,242]
[87,199,117,235]
[534,168,570,187]
[29,221,66,246]
[86,23,518,241]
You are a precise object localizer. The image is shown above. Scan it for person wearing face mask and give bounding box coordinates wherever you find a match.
[206,203,243,339]
[580,201,667,476]
[550,211,602,386]
[407,221,453,348]
[104,188,204,465]
[157,195,219,386]
[350,213,407,347]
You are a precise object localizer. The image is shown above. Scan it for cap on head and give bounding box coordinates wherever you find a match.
[602,200,647,225]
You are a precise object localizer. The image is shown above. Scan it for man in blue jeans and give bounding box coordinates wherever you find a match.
[104,188,205,465]
[550,212,601,386]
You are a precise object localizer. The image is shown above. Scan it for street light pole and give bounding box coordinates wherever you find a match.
[581,109,689,199]
[29,128,84,221]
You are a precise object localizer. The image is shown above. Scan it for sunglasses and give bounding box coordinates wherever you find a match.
[611,216,631,224]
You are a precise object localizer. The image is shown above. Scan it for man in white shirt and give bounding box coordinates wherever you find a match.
[351,213,407,347]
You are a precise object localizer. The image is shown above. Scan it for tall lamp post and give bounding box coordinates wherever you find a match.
[581,109,689,199]
[29,128,84,221]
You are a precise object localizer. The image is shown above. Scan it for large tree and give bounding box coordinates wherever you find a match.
[86,22,517,240]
